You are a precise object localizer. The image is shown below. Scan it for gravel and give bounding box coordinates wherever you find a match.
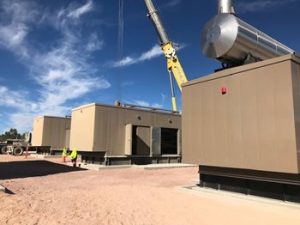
[0,155,300,225]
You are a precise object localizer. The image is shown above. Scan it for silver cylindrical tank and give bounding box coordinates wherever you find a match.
[201,13,294,65]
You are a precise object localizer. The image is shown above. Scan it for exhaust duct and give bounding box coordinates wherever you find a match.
[201,0,294,67]
[218,0,235,14]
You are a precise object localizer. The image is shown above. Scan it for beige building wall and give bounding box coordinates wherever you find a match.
[69,105,95,151]
[32,116,44,146]
[69,103,181,156]
[291,61,300,170]
[182,54,300,174]
[32,116,71,150]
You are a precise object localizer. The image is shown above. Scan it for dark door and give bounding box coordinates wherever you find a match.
[161,128,178,155]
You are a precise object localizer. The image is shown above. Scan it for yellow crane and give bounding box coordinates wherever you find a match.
[144,0,188,111]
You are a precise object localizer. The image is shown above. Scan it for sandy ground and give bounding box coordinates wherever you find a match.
[0,155,300,225]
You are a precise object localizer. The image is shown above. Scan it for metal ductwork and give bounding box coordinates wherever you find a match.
[218,0,235,14]
[202,0,294,67]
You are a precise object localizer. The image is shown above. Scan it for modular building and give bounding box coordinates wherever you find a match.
[69,103,181,165]
[32,116,71,151]
[182,54,300,193]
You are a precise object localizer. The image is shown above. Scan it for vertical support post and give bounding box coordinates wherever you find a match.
[177,129,182,156]
[150,127,161,156]
[25,145,29,159]
[168,70,177,112]
[125,124,133,155]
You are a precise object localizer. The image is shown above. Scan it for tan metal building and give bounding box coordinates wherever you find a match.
[69,103,181,165]
[182,54,300,186]
[32,116,71,151]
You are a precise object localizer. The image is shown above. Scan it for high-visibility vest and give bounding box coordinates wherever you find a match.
[70,149,77,159]
[62,147,67,157]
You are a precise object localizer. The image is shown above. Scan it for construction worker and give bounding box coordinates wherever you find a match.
[62,147,67,163]
[70,148,78,167]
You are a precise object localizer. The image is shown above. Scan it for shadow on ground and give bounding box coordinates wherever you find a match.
[3,187,15,195]
[0,160,86,180]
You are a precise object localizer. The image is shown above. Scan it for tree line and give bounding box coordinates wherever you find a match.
[0,128,25,142]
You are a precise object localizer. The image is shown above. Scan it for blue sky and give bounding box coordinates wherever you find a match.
[0,0,300,133]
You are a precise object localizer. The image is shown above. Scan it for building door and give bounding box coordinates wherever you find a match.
[161,128,178,155]
[132,126,150,156]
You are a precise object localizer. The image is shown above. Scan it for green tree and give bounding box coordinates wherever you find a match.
[0,128,25,142]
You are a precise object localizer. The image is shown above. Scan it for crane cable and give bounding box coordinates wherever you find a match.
[117,0,124,103]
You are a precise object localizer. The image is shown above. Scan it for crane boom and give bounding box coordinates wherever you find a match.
[144,0,188,111]
[144,0,169,45]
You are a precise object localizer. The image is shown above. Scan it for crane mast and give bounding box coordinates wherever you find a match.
[144,0,188,111]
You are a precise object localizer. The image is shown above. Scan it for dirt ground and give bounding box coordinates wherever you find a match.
[0,155,300,225]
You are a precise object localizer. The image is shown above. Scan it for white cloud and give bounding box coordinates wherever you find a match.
[113,56,135,67]
[132,100,163,109]
[139,45,162,61]
[111,43,186,68]
[86,33,104,52]
[0,0,38,54]
[111,45,162,68]
[46,0,94,31]
[1,0,38,22]
[0,0,110,132]
[152,103,164,109]
[237,0,298,13]
[125,93,167,110]
[0,86,31,109]
[165,0,182,8]
[67,0,94,19]
[133,100,151,107]
[0,24,27,47]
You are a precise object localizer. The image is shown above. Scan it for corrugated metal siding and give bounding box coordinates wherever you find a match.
[182,55,300,174]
